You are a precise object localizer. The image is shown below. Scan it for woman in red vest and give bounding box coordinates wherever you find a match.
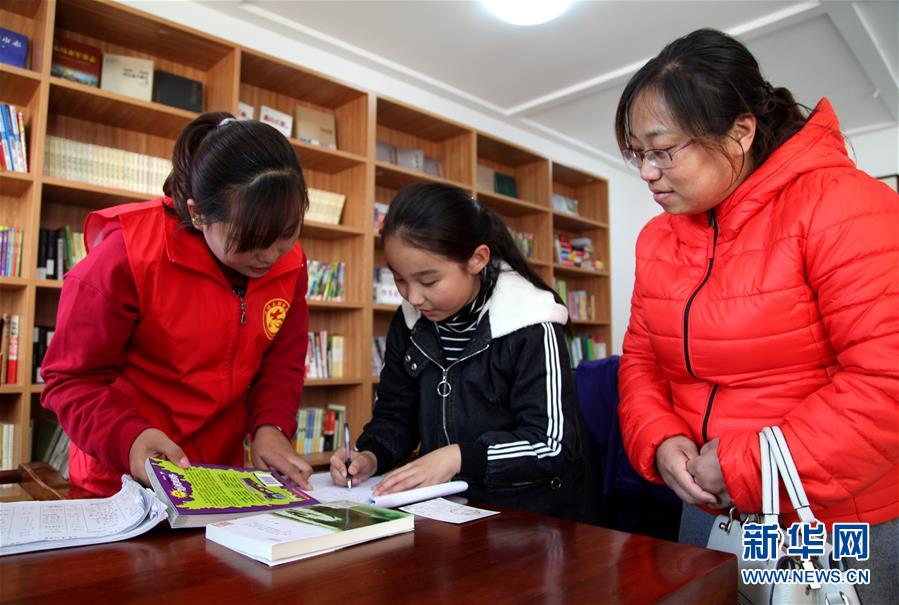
[615,29,897,601]
[41,112,313,497]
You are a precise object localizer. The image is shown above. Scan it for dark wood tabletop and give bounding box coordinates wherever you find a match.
[0,501,735,605]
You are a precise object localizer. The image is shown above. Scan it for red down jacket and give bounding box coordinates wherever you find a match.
[618,99,898,526]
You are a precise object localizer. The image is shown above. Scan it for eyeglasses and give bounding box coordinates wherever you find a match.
[622,139,694,170]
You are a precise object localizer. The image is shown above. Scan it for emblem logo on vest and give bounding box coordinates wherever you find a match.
[263,298,290,340]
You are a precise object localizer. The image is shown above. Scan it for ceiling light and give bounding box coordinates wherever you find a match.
[484,0,572,26]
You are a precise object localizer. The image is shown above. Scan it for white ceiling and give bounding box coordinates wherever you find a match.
[204,0,898,163]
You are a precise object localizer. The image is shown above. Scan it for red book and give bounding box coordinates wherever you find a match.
[51,36,101,87]
[6,314,18,384]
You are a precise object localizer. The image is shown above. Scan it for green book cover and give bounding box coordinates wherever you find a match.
[494,172,518,198]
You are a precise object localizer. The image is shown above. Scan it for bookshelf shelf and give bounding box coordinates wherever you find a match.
[4,0,610,473]
[48,78,197,139]
[0,172,35,197]
[570,319,610,327]
[41,177,148,209]
[553,263,609,278]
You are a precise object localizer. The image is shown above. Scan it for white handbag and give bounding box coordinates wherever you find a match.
[706,426,860,605]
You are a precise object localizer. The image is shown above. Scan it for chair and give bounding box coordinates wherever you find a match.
[575,355,681,541]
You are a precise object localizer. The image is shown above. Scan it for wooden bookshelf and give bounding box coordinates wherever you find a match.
[1,0,611,473]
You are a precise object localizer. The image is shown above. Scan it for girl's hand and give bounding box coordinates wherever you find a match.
[329,448,378,486]
[129,427,189,486]
[373,445,461,496]
[686,438,733,508]
[655,435,718,506]
[251,425,313,490]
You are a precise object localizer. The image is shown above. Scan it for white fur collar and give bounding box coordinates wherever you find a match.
[401,264,568,338]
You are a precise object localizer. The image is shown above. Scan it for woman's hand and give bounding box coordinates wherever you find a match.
[329,447,378,487]
[251,425,313,490]
[372,445,461,496]
[129,427,189,486]
[655,435,718,505]
[686,438,733,508]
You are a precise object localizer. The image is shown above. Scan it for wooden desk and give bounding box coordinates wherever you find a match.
[0,504,735,604]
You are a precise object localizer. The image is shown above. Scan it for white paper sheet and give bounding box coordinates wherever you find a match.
[400,497,499,524]
[0,476,167,556]
[307,472,468,509]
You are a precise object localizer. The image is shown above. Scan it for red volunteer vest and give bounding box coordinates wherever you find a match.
[69,198,304,495]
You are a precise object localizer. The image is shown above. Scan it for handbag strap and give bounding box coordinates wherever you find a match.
[759,431,779,524]
[762,426,818,524]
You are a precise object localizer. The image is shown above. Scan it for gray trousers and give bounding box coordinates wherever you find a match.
[679,504,898,605]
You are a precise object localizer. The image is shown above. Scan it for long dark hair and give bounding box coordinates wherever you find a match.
[382,182,565,308]
[615,28,810,171]
[163,111,308,253]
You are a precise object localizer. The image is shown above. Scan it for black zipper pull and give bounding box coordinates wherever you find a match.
[233,286,247,325]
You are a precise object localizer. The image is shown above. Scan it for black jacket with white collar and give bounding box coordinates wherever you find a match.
[357,268,584,518]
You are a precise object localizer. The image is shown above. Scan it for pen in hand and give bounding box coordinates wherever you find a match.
[344,422,353,489]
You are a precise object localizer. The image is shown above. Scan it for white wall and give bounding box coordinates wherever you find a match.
[846,126,899,177]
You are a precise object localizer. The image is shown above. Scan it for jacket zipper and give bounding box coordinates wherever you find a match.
[230,286,247,402]
[701,384,719,443]
[682,209,718,377]
[410,336,491,446]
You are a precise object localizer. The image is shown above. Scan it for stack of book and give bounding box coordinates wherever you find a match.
[305,331,345,379]
[44,136,171,195]
[0,103,28,173]
[510,229,534,258]
[0,226,23,277]
[373,268,402,305]
[294,404,346,455]
[371,336,387,376]
[552,192,580,215]
[32,325,54,384]
[567,335,608,367]
[554,235,602,271]
[0,314,20,385]
[306,260,345,301]
[0,421,14,471]
[37,226,87,281]
[555,280,593,321]
[376,141,443,176]
[306,188,346,225]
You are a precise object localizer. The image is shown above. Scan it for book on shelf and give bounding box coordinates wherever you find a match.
[306,260,345,301]
[259,105,292,139]
[567,334,607,367]
[294,407,342,455]
[306,188,346,225]
[0,226,24,277]
[144,457,319,529]
[32,325,54,384]
[494,172,518,197]
[373,268,403,305]
[152,70,203,112]
[206,500,414,566]
[5,313,19,385]
[373,202,389,233]
[1,103,28,173]
[0,28,28,69]
[372,336,387,376]
[101,53,154,102]
[304,331,345,380]
[0,421,14,470]
[375,140,396,164]
[552,192,580,215]
[423,156,444,178]
[554,234,602,271]
[510,229,534,258]
[396,147,424,171]
[294,105,337,149]
[51,36,101,87]
[477,164,495,191]
[236,101,254,120]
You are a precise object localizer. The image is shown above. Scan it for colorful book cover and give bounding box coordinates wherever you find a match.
[51,37,101,87]
[145,457,319,528]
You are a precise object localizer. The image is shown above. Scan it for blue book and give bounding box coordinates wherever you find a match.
[0,28,28,69]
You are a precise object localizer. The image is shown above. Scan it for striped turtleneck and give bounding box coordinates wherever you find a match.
[434,276,494,363]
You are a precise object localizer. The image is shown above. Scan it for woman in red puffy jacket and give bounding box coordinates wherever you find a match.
[615,29,897,601]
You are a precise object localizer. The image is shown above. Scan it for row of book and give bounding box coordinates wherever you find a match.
[32,325,54,384]
[293,404,346,455]
[239,102,338,150]
[53,36,203,111]
[477,164,517,197]
[510,229,534,258]
[552,192,580,216]
[556,280,594,321]
[37,227,86,281]
[555,234,604,271]
[373,268,402,305]
[32,420,70,479]
[306,188,346,225]
[0,422,14,471]
[0,314,20,385]
[376,141,444,177]
[567,335,608,368]
[44,136,171,195]
[305,332,345,380]
[0,103,28,173]
[372,336,387,377]
[0,227,23,277]
[306,260,345,301]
